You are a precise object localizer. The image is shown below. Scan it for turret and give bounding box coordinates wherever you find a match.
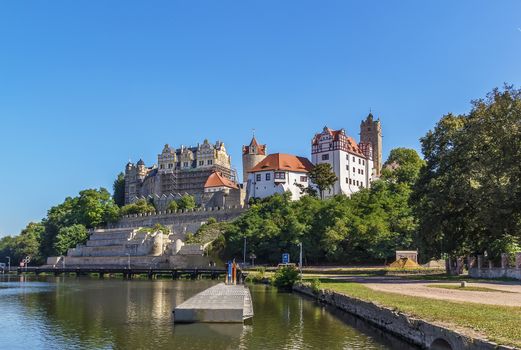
[242,135,267,184]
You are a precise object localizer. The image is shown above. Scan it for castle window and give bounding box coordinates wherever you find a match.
[363,160,365,165]
[346,177,348,184]
[358,159,361,164]
[160,164,164,169]
[274,172,285,180]
[353,167,355,173]
[265,173,271,181]
[352,156,355,161]
[300,176,307,182]
[199,161,204,166]
[183,162,188,167]
[361,169,364,175]
[208,160,213,165]
[168,163,173,169]
[256,174,261,182]
[322,154,329,161]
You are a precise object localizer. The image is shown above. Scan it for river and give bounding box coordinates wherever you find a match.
[0,275,417,349]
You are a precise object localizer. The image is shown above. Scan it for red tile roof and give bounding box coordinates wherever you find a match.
[249,153,313,173]
[204,171,239,189]
[242,136,267,155]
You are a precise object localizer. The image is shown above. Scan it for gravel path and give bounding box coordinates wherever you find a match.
[364,281,521,307]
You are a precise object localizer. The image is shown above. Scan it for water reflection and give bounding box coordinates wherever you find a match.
[0,276,418,350]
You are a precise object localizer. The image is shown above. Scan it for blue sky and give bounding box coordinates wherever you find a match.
[1,1,520,236]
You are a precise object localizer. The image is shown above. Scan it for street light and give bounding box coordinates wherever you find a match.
[243,237,247,267]
[297,242,303,279]
[6,256,10,273]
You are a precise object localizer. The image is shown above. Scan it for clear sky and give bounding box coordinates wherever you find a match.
[0,1,520,236]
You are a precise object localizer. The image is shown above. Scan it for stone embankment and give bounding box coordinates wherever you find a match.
[111,205,246,229]
[293,284,516,350]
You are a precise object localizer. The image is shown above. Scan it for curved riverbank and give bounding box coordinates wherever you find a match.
[293,284,516,350]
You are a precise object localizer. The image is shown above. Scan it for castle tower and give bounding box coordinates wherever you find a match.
[360,113,382,177]
[242,135,267,184]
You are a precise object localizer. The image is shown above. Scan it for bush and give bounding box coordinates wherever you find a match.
[120,199,155,215]
[245,267,267,284]
[167,200,178,211]
[272,266,300,290]
[310,278,322,295]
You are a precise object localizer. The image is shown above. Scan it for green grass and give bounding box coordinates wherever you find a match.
[428,284,515,293]
[319,280,521,348]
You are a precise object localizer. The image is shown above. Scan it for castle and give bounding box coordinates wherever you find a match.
[123,113,382,205]
[124,139,242,209]
[243,113,382,200]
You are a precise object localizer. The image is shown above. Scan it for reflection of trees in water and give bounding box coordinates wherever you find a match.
[18,277,217,349]
[15,278,418,350]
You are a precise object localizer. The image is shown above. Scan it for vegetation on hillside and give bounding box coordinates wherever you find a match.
[221,147,422,264]
[0,188,120,265]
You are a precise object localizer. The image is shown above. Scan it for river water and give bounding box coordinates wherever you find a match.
[0,275,417,349]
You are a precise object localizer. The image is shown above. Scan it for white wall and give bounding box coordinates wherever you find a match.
[311,143,372,197]
[247,170,310,201]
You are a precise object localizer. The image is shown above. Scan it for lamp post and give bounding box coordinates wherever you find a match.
[6,256,10,273]
[243,237,247,267]
[298,242,303,279]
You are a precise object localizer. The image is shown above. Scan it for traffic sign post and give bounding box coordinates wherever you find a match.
[282,253,290,264]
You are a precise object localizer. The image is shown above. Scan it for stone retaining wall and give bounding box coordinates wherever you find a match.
[293,284,515,350]
[110,206,246,229]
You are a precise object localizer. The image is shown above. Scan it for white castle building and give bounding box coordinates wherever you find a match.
[311,114,381,197]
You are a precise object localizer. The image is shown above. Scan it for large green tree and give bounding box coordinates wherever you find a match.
[413,86,521,261]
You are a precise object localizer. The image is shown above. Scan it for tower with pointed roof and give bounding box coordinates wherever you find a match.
[242,135,267,184]
[360,113,382,177]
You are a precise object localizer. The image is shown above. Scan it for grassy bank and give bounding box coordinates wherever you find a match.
[317,280,521,348]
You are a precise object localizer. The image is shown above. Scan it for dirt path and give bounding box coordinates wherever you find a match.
[364,281,521,307]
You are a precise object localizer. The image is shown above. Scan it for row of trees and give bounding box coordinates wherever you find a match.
[0,188,119,265]
[0,183,198,265]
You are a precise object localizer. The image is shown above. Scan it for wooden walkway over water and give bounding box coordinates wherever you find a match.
[18,267,229,280]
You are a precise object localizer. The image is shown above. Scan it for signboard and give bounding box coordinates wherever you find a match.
[282,253,290,264]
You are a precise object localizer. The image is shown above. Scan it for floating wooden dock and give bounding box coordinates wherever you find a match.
[173,283,253,323]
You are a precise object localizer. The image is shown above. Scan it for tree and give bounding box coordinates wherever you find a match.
[0,222,44,265]
[382,148,425,185]
[113,172,126,207]
[120,199,155,215]
[53,224,88,255]
[413,86,521,262]
[41,188,120,257]
[177,194,196,210]
[307,163,338,199]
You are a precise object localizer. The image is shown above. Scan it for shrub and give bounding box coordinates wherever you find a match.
[167,200,178,211]
[272,266,300,290]
[310,278,322,295]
